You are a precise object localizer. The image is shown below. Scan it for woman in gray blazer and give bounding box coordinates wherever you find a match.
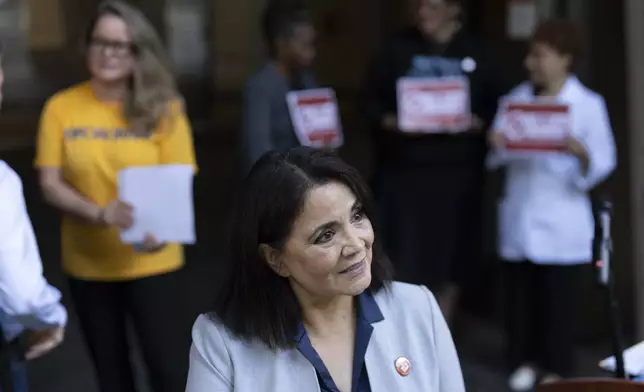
[186,147,465,392]
[241,2,318,174]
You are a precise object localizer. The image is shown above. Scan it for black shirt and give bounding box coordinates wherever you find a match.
[361,27,508,168]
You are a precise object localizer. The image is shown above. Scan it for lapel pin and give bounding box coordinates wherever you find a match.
[461,57,477,73]
[395,356,411,376]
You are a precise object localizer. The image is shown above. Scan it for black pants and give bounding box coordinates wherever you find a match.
[376,165,484,290]
[504,261,584,376]
[68,271,189,392]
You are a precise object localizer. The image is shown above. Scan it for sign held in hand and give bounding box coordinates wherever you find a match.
[397,76,471,133]
[501,101,571,152]
[286,88,344,149]
[118,164,196,245]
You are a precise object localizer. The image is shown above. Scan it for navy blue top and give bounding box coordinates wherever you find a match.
[241,62,318,174]
[294,291,384,392]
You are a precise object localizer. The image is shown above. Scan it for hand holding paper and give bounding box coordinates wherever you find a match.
[488,131,507,149]
[118,164,196,245]
[100,200,134,229]
[381,113,442,137]
[565,135,588,159]
[133,233,166,253]
[471,115,485,132]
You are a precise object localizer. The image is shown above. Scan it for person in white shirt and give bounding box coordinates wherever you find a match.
[487,19,616,391]
[0,54,67,391]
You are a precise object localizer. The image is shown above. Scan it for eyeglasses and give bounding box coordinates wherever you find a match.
[89,37,135,57]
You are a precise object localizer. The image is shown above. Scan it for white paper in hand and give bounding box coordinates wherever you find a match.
[118,164,195,245]
[599,341,644,376]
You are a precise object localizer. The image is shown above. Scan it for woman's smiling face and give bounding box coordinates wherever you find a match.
[265,181,374,300]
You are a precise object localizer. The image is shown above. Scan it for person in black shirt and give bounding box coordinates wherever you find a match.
[361,0,505,321]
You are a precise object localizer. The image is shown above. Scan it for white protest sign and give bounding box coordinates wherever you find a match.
[286,88,344,149]
[501,101,571,152]
[397,76,471,133]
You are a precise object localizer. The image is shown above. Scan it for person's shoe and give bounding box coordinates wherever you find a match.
[508,364,538,391]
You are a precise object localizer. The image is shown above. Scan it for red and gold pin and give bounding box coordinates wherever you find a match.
[395,356,411,376]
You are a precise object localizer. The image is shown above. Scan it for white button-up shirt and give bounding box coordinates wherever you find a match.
[487,76,617,265]
[0,160,67,340]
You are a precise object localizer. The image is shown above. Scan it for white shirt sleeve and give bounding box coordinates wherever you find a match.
[543,95,617,191]
[0,161,67,331]
[571,96,617,190]
[486,87,527,171]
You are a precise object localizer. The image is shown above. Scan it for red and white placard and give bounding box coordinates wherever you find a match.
[286,88,344,149]
[501,101,571,151]
[396,76,471,133]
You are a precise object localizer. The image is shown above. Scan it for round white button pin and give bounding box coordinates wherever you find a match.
[461,57,477,73]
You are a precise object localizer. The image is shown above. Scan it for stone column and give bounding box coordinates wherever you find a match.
[624,0,644,340]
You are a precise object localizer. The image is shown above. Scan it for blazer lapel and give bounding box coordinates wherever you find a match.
[281,349,322,392]
[364,321,404,392]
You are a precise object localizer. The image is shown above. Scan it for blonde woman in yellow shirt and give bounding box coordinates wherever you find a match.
[34,2,196,391]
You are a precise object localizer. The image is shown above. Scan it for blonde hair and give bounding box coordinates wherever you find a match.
[86,1,178,135]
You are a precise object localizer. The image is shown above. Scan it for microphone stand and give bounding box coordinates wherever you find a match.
[594,199,627,379]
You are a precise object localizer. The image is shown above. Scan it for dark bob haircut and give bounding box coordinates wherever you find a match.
[532,18,585,69]
[262,1,311,56]
[211,147,394,349]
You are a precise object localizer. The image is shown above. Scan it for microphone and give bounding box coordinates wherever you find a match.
[593,195,627,379]
[594,197,612,286]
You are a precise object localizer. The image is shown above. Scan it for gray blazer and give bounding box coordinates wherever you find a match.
[240,62,317,174]
[185,282,465,392]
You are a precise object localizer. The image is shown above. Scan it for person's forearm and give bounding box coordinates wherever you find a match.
[42,181,103,224]
[0,258,68,332]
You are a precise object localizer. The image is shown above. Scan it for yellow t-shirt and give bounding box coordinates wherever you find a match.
[34,82,197,281]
